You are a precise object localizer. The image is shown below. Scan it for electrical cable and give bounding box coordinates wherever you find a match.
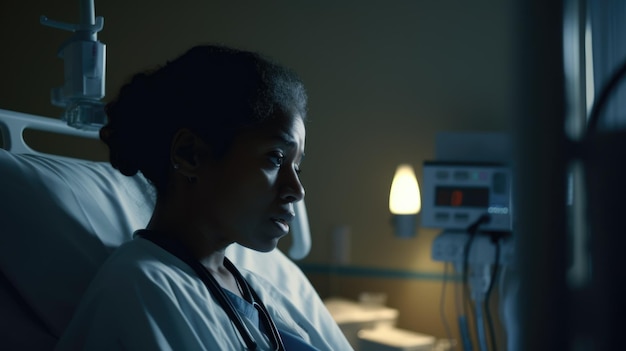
[484,237,501,351]
[585,55,626,136]
[452,256,465,319]
[453,262,470,351]
[461,234,477,351]
[462,214,492,351]
[475,300,489,351]
[462,234,477,351]
[439,263,456,351]
[458,315,473,351]
[454,263,464,317]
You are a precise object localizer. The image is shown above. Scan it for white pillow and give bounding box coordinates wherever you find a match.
[0,150,155,343]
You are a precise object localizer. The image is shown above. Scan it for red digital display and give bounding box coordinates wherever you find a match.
[450,190,463,206]
[435,186,489,208]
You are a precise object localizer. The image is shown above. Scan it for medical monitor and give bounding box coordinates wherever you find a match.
[421,161,513,232]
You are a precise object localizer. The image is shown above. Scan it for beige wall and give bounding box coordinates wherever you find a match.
[0,0,514,342]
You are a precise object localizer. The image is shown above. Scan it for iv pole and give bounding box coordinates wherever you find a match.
[40,0,106,131]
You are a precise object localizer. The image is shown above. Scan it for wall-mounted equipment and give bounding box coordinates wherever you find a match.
[424,132,514,351]
[421,162,513,232]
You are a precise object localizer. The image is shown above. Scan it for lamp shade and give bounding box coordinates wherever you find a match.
[389,164,421,215]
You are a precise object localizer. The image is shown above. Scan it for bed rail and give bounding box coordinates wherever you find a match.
[0,108,98,154]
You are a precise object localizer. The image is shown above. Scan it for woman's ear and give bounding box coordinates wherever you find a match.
[170,129,209,179]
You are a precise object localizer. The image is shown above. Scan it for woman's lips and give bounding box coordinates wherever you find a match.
[271,217,290,233]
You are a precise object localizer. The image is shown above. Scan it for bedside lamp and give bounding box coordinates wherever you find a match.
[389,164,421,238]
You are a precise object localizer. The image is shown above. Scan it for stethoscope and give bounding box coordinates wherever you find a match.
[136,230,286,351]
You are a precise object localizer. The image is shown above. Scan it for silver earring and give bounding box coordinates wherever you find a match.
[173,163,180,170]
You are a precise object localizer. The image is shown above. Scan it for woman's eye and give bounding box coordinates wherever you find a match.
[268,152,284,167]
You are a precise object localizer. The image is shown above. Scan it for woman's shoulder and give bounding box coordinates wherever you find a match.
[101,238,168,271]
[92,238,199,292]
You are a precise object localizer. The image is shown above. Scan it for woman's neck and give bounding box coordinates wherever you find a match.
[146,202,232,271]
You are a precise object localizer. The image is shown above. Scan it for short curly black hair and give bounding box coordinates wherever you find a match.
[100,44,307,195]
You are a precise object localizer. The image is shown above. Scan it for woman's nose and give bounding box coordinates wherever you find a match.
[280,167,305,202]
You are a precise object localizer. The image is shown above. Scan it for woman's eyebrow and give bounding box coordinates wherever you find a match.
[271,132,297,147]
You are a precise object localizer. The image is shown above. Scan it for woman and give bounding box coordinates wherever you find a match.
[55,45,352,350]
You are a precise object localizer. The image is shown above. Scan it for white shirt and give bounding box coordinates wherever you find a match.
[55,238,353,350]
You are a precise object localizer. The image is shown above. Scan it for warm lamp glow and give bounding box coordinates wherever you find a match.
[389,164,421,215]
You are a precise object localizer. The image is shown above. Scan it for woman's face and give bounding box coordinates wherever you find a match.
[195,110,306,252]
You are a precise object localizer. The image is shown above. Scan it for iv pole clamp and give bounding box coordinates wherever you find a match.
[41,0,106,131]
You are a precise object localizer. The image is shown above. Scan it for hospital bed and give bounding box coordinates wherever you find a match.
[0,108,342,349]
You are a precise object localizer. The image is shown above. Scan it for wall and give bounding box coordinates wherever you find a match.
[0,0,514,345]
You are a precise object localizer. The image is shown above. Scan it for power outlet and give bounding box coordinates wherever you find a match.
[431,231,514,265]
